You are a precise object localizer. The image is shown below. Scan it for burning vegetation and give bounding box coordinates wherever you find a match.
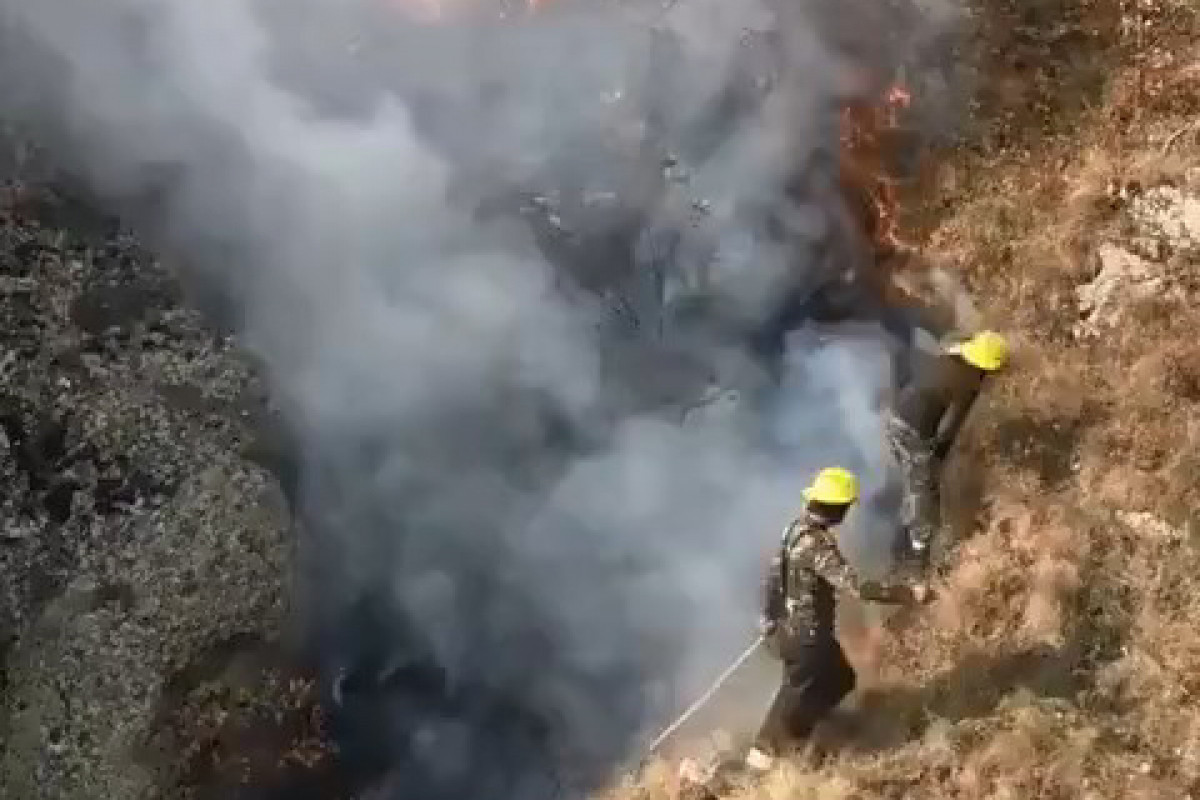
[0,0,969,795]
[2,0,1199,799]
[839,83,914,262]
[139,51,933,800]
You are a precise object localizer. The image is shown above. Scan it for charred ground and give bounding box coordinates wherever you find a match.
[2,0,1199,799]
[0,165,302,799]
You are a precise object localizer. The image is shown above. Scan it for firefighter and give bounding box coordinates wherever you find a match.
[887,330,1010,564]
[743,466,931,772]
[675,468,930,798]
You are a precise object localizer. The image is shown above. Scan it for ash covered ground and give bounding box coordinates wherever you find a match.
[0,149,318,799]
[4,0,1198,799]
[0,0,960,797]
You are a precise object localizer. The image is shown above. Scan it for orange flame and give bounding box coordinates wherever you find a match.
[838,81,915,266]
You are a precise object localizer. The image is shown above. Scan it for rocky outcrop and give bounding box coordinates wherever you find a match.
[1073,181,1198,338]
[0,175,294,799]
[1127,184,1200,260]
[1074,244,1165,336]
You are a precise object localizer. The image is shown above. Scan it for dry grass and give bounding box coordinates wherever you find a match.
[614,0,1200,796]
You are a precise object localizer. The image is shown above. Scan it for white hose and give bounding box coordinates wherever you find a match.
[643,634,766,756]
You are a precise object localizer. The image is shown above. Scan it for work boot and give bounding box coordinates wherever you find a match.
[744,747,774,773]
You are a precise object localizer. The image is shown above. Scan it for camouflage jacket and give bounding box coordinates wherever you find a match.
[763,512,912,641]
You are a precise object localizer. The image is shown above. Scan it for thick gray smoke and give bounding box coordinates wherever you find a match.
[0,0,962,796]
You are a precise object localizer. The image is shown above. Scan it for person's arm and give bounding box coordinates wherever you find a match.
[820,542,929,606]
[828,562,915,606]
[932,381,982,461]
[856,579,923,605]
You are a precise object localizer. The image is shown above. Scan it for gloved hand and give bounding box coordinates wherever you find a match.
[908,537,931,569]
[908,522,934,551]
[909,583,935,605]
[758,616,777,637]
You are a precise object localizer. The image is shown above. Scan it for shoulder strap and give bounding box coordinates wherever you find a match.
[779,517,811,602]
[779,520,795,602]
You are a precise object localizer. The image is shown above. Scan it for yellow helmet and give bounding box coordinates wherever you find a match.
[946,330,1009,372]
[803,467,859,506]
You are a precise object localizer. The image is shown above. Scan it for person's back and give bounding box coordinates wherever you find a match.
[892,347,986,442]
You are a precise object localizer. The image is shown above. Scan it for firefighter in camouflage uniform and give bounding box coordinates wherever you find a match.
[676,468,932,798]
[887,330,1010,566]
[746,467,930,771]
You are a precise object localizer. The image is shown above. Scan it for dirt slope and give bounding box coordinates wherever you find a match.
[618,0,1200,797]
[1,0,1197,797]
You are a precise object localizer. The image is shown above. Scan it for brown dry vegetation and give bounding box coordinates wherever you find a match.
[614,0,1200,797]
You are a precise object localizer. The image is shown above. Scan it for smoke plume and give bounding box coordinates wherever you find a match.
[0,0,963,796]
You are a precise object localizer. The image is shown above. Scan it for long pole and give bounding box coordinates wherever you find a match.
[643,634,765,757]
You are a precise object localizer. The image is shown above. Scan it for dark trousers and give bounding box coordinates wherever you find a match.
[885,412,940,552]
[753,634,856,756]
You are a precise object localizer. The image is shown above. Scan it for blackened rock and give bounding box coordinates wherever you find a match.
[71,282,162,337]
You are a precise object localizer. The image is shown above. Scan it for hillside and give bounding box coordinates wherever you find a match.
[1,0,1198,798]
[618,0,1200,797]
